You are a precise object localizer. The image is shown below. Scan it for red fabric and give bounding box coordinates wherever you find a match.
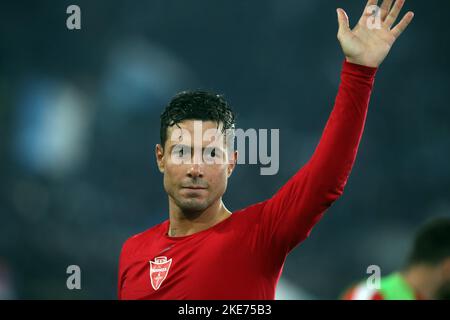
[372,292,385,300]
[118,60,378,300]
[341,286,385,300]
[344,287,386,300]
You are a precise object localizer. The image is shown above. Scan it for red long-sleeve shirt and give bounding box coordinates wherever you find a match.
[118,60,378,300]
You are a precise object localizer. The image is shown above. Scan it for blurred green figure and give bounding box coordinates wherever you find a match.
[342,217,450,300]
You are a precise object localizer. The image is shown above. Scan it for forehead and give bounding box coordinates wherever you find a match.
[166,120,225,146]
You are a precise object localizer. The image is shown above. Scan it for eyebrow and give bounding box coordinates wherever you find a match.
[169,144,224,152]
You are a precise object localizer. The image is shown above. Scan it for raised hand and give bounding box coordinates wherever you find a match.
[337,0,414,68]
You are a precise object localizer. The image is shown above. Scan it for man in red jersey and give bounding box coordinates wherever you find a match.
[118,0,414,300]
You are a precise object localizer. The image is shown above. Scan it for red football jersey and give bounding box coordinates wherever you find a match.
[118,61,377,299]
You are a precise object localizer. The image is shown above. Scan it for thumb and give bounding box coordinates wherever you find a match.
[336,8,350,38]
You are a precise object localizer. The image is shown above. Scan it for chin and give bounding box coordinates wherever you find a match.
[178,199,210,213]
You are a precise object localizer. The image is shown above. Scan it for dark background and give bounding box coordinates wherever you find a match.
[0,0,449,299]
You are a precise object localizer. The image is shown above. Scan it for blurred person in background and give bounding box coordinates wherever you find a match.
[118,0,414,299]
[342,217,450,300]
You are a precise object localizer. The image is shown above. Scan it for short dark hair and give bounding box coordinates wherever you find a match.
[160,90,236,148]
[408,217,450,266]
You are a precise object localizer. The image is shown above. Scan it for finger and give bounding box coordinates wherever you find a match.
[337,8,351,38]
[364,0,379,10]
[358,0,379,25]
[391,11,414,39]
[380,0,394,21]
[384,0,406,28]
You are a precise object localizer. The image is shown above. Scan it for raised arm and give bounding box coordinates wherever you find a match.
[257,0,414,258]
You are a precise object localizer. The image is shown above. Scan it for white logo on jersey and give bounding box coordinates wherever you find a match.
[149,256,172,290]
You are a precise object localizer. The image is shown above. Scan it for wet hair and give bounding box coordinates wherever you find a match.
[160,90,236,148]
[407,217,450,266]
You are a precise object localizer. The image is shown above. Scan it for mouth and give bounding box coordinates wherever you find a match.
[182,186,207,190]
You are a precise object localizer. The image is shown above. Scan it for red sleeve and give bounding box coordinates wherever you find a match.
[258,60,378,257]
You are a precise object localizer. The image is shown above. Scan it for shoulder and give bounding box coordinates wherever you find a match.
[342,282,384,300]
[120,220,168,258]
[233,200,267,218]
[224,201,272,232]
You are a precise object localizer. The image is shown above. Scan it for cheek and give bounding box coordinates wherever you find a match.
[433,270,445,286]
[443,268,450,282]
[163,165,183,190]
[208,166,229,192]
[165,160,187,177]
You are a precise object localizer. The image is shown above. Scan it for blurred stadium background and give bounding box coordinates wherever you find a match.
[0,0,449,299]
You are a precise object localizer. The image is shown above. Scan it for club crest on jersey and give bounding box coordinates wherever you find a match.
[149,256,172,290]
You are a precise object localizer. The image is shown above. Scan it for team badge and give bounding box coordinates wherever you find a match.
[149,256,172,290]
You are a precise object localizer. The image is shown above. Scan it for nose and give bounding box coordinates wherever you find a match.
[187,148,205,178]
[187,162,204,178]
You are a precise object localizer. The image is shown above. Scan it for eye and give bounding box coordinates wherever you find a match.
[205,148,217,159]
[204,148,221,163]
[172,145,190,160]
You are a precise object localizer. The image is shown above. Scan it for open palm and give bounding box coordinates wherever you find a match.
[337,0,414,68]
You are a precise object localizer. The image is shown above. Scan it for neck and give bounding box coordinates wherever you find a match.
[167,198,231,237]
[402,265,438,299]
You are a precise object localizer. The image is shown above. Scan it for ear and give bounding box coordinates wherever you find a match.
[155,144,165,173]
[227,150,238,178]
